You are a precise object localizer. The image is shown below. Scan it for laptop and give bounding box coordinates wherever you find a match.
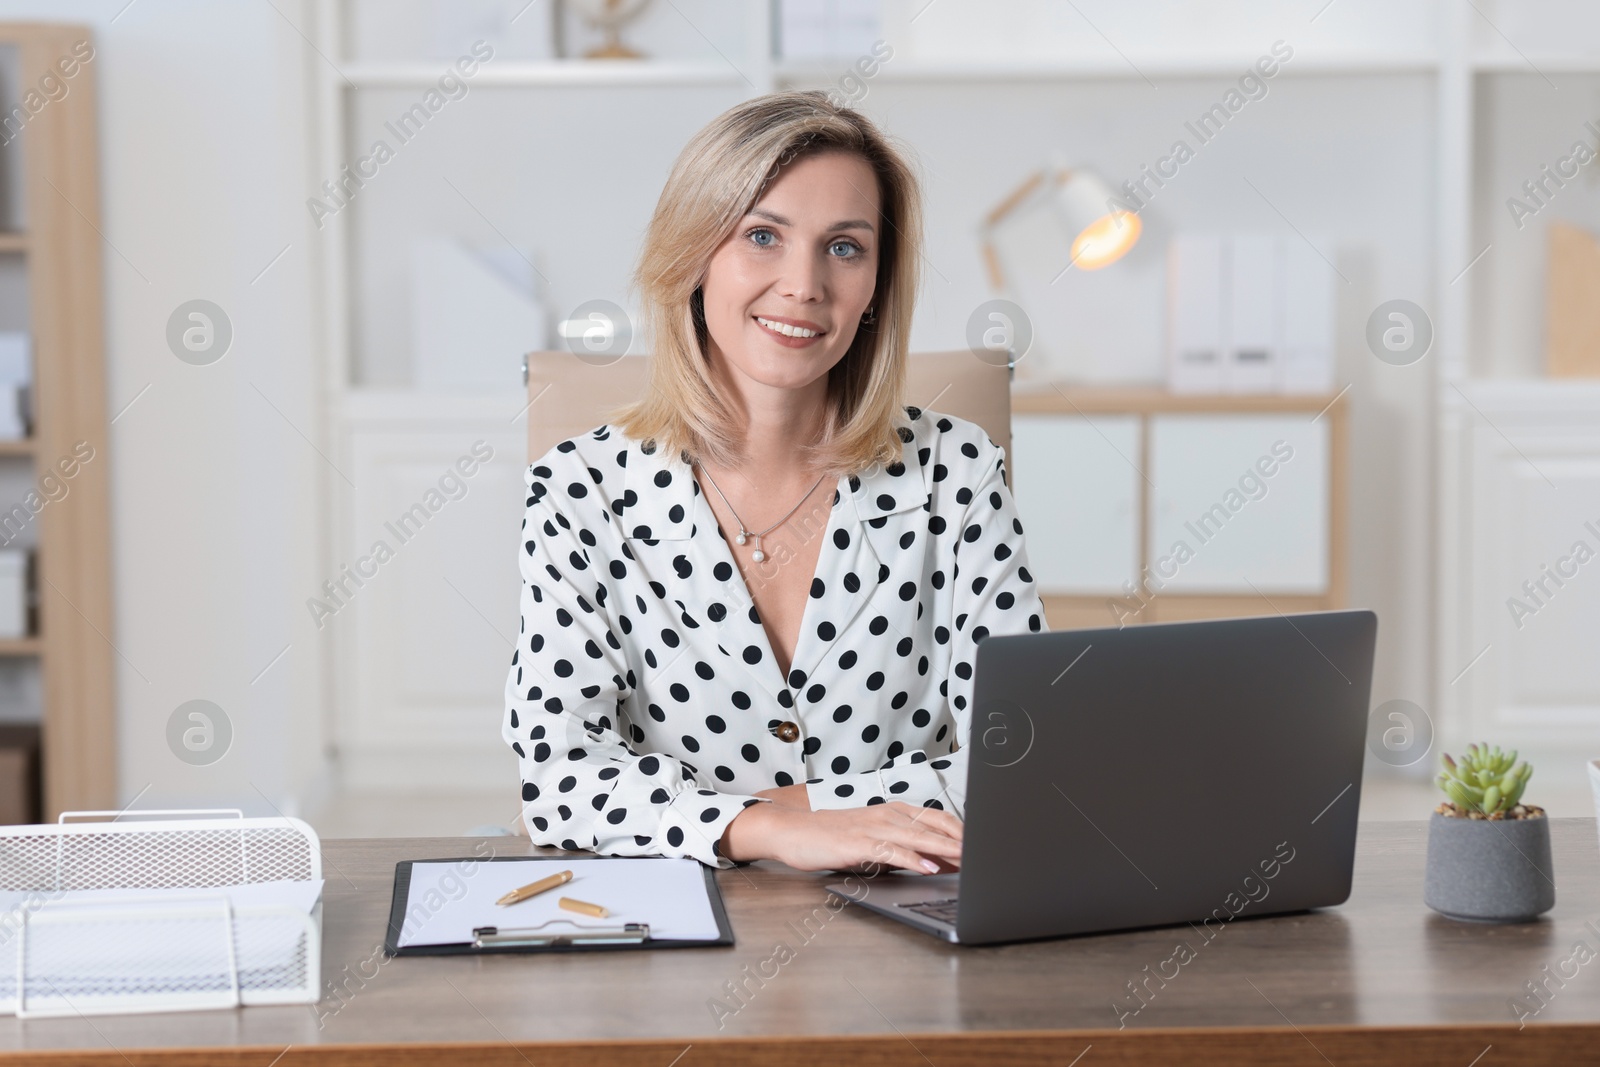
[826,609,1377,945]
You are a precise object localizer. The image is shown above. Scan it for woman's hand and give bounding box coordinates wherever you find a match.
[720,799,963,874]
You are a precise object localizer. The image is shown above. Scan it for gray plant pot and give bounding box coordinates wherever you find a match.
[1423,810,1555,922]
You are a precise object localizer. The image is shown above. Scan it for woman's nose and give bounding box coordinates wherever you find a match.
[776,249,825,302]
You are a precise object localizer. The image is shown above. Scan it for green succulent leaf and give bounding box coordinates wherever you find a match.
[1436,746,1536,812]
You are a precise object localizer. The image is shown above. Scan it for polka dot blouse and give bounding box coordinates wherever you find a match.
[502,406,1045,869]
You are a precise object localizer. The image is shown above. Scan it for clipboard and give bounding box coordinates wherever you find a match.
[383,855,735,956]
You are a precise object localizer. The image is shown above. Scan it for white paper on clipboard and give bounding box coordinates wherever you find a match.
[397,858,719,947]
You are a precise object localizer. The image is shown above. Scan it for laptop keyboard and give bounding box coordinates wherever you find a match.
[900,897,959,925]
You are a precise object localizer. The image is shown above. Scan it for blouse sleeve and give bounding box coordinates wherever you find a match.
[803,437,1045,817]
[503,462,767,868]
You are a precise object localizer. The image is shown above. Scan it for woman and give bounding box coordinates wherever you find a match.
[503,90,1044,875]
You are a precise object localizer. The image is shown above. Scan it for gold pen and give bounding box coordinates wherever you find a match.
[495,869,573,906]
[559,896,610,918]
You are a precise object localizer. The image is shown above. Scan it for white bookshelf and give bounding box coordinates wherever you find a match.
[302,0,1600,790]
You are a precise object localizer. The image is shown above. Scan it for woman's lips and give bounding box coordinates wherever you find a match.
[753,315,826,348]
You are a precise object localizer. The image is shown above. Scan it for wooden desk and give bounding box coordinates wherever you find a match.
[1,820,1597,1065]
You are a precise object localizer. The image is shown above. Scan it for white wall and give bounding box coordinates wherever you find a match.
[0,0,329,815]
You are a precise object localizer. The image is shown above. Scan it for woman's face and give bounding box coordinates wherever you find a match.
[700,149,881,396]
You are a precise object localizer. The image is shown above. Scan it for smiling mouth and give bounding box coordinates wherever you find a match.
[754,315,826,339]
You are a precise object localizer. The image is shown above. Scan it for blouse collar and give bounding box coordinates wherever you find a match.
[615,416,931,543]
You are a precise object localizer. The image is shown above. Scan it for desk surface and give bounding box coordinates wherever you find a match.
[0,819,1597,1065]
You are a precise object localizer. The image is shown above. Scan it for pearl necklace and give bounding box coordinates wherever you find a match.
[697,464,825,564]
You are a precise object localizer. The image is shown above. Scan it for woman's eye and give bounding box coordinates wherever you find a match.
[744,228,861,258]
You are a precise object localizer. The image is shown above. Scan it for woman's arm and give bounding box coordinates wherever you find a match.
[796,435,1045,818]
[504,461,767,868]
[720,793,965,873]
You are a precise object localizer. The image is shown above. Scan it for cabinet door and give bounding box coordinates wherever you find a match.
[337,399,528,790]
[1148,415,1328,594]
[1469,422,1600,743]
[1011,414,1141,595]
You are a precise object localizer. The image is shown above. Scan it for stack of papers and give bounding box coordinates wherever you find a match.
[0,880,324,1003]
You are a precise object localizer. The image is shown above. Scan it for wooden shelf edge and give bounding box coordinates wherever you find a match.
[1043,593,1342,632]
[1013,383,1345,415]
[0,636,42,656]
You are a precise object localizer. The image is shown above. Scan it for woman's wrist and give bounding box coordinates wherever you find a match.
[753,782,812,809]
[720,798,789,864]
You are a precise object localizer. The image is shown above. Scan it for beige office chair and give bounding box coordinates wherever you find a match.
[523,350,1011,467]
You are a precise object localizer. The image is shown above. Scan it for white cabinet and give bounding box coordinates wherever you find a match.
[1443,384,1600,758]
[1008,390,1345,629]
[1147,415,1329,594]
[333,392,529,790]
[1011,414,1140,595]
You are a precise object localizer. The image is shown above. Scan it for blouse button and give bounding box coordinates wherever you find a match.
[774,721,800,743]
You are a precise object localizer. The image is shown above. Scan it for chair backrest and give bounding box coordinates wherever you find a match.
[525,350,1011,465]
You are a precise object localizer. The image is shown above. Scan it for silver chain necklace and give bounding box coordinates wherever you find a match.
[696,463,825,564]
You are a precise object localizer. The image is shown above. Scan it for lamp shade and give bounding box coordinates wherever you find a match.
[1056,168,1141,270]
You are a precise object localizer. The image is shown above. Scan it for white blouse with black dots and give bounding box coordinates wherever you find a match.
[502,407,1045,869]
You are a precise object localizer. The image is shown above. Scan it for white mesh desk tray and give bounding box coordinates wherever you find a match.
[0,809,323,1017]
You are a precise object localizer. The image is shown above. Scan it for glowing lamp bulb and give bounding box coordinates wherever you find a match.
[1070,210,1142,271]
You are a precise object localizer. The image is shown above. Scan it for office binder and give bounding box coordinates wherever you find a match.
[1226,234,1281,393]
[1166,234,1225,393]
[1281,236,1336,393]
[385,855,735,956]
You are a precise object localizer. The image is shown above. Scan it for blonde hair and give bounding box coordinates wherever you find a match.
[614,90,923,475]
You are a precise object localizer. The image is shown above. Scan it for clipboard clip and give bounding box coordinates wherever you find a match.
[472,919,651,948]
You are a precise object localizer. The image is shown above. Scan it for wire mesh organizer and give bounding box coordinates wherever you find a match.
[0,809,322,1017]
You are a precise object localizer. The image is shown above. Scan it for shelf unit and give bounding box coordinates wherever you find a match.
[1011,385,1348,631]
[303,0,1600,780]
[0,22,114,820]
[1431,5,1600,769]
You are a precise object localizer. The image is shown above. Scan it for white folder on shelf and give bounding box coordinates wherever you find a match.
[1226,234,1280,393]
[0,333,30,438]
[411,238,546,390]
[1166,234,1225,393]
[1281,237,1336,393]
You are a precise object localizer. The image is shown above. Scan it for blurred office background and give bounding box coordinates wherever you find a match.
[0,0,1595,834]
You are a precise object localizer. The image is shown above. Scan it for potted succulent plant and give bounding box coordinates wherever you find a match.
[1423,743,1554,923]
